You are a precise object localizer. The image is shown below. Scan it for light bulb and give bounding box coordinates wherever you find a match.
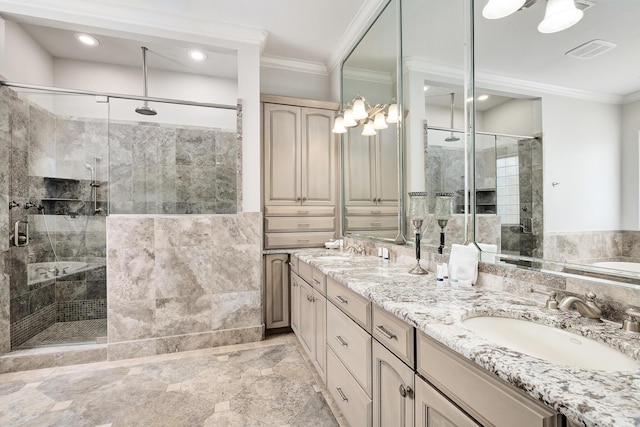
[538,0,583,33]
[373,112,388,130]
[343,108,357,127]
[482,0,526,19]
[352,97,368,120]
[362,120,376,136]
[331,116,347,134]
[386,103,399,123]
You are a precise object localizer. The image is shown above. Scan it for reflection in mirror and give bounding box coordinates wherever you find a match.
[473,0,640,284]
[402,0,469,253]
[341,0,403,242]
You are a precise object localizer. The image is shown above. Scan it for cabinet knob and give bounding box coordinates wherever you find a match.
[399,384,413,398]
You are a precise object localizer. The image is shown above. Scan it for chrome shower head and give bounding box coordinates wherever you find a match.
[135,104,157,115]
[85,163,93,171]
[136,47,157,116]
[445,134,460,142]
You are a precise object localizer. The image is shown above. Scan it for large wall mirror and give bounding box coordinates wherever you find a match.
[473,0,640,284]
[340,0,404,243]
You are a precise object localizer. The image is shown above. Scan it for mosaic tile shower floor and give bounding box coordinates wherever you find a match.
[0,334,345,427]
[16,319,108,349]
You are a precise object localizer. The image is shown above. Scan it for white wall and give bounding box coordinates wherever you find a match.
[481,99,538,137]
[260,66,332,101]
[52,58,238,129]
[2,20,53,85]
[622,99,640,230]
[543,95,622,232]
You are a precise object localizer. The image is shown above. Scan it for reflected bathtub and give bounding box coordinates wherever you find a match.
[27,261,91,286]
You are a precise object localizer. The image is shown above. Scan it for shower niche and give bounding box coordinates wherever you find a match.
[40,177,85,217]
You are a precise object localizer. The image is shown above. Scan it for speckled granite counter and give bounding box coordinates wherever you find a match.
[293,249,640,427]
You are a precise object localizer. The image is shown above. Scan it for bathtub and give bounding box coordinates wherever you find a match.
[27,261,91,285]
[592,261,640,274]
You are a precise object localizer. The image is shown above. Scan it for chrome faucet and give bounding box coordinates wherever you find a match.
[559,292,602,320]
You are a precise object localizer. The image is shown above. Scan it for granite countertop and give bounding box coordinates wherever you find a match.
[292,249,640,427]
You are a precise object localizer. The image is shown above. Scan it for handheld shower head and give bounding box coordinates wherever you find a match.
[85,163,93,171]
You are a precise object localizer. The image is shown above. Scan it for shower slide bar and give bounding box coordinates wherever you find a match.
[0,81,238,111]
[425,125,537,141]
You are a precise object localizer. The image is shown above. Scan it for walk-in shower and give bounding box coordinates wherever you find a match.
[0,81,238,352]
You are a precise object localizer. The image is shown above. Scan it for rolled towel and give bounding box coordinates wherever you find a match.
[448,243,479,286]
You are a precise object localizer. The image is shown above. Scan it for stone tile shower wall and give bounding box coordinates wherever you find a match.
[0,87,10,354]
[0,86,109,349]
[109,121,237,215]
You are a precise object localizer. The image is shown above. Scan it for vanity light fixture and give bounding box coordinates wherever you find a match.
[332,96,400,135]
[75,33,99,47]
[188,49,207,61]
[482,0,583,33]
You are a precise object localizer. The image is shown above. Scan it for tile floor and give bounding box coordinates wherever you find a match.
[0,333,345,427]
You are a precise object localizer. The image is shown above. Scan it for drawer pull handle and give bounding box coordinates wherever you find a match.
[371,222,382,227]
[371,210,381,214]
[298,223,310,228]
[335,335,348,347]
[336,387,348,402]
[298,239,310,243]
[312,278,320,285]
[399,384,413,398]
[297,210,309,214]
[334,295,348,304]
[376,325,397,340]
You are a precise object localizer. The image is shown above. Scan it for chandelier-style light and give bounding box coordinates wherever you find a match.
[332,95,401,135]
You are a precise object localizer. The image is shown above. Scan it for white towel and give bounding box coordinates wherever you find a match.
[448,243,479,286]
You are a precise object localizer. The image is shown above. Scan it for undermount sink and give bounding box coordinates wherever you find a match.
[462,316,639,371]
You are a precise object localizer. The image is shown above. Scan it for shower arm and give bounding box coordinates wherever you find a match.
[141,47,150,108]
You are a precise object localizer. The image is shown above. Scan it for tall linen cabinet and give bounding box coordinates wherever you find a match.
[262,95,339,330]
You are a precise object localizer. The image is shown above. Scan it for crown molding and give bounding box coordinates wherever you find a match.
[326,0,389,75]
[261,55,328,76]
[405,56,623,105]
[623,91,640,104]
[343,66,393,84]
[0,0,268,49]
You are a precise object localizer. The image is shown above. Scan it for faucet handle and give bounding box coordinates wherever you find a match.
[622,308,640,333]
[530,287,559,310]
[586,292,597,301]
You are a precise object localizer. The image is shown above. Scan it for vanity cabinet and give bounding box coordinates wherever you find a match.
[264,254,290,330]
[372,340,414,427]
[417,331,564,427]
[262,95,339,249]
[291,260,327,382]
[415,375,481,427]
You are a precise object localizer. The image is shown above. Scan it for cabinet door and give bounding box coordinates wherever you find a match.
[301,108,336,206]
[344,129,376,206]
[298,280,315,358]
[264,103,301,205]
[415,376,481,427]
[375,130,399,205]
[265,254,290,329]
[313,288,327,382]
[290,272,300,335]
[373,340,414,427]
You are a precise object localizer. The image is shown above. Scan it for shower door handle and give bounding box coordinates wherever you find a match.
[14,221,29,247]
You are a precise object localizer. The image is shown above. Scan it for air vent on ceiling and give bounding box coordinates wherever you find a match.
[565,39,617,60]
[575,0,596,11]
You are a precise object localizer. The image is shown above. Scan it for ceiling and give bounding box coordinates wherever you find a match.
[0,0,375,79]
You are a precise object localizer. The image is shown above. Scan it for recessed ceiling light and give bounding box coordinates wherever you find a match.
[477,94,490,101]
[75,33,99,47]
[188,49,207,61]
[423,85,429,91]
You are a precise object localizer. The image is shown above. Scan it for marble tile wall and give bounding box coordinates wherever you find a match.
[109,121,237,215]
[106,212,264,360]
[544,230,640,263]
[0,87,12,354]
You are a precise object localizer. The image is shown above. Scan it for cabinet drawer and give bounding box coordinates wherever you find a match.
[298,261,326,294]
[327,277,371,331]
[372,305,415,367]
[345,206,398,216]
[327,302,372,396]
[265,231,336,249]
[345,215,398,230]
[264,205,336,216]
[417,332,563,427]
[327,347,372,427]
[265,216,335,232]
